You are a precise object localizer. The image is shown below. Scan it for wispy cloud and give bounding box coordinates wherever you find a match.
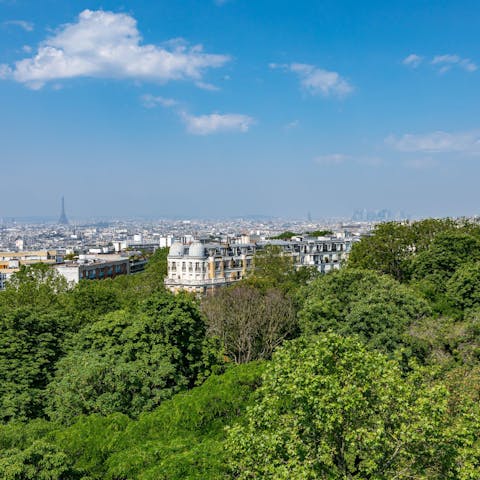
[386,130,480,154]
[141,93,254,135]
[0,64,12,79]
[141,94,178,108]
[431,54,477,73]
[3,20,34,31]
[0,9,230,89]
[284,120,300,130]
[402,54,423,68]
[194,80,220,91]
[403,53,477,73]
[270,62,353,98]
[180,112,255,135]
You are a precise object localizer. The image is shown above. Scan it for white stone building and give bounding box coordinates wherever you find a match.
[165,235,353,294]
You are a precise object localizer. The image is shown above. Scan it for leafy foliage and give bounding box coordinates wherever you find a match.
[0,363,265,480]
[0,264,68,310]
[299,268,430,353]
[246,245,319,294]
[104,362,264,480]
[0,308,71,422]
[66,279,121,327]
[347,219,477,283]
[305,229,333,236]
[406,314,480,367]
[47,292,214,423]
[347,222,414,281]
[270,231,298,239]
[446,262,480,312]
[228,333,480,479]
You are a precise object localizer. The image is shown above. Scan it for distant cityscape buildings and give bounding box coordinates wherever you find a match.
[0,215,371,292]
[352,209,410,222]
[53,254,130,284]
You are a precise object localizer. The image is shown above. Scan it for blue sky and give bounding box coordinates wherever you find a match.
[1,0,480,219]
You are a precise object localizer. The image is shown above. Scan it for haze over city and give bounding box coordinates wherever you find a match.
[1,0,480,218]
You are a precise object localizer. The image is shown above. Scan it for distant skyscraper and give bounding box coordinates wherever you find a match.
[58,196,69,225]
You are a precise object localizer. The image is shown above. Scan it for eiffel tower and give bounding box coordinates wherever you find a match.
[58,196,69,225]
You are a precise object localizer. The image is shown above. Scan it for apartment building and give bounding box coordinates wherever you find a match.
[165,235,353,294]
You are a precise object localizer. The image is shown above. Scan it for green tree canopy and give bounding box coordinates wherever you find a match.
[142,247,168,285]
[299,269,430,353]
[270,231,298,240]
[0,308,71,422]
[228,333,480,479]
[347,222,414,282]
[347,219,472,283]
[411,231,480,282]
[0,363,265,480]
[0,264,69,310]
[103,362,264,480]
[66,279,121,327]
[47,292,214,423]
[246,245,318,295]
[446,262,480,313]
[406,314,480,368]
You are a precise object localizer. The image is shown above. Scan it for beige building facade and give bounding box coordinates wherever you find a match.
[165,236,353,294]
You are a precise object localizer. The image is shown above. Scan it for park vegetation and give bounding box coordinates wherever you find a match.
[1,219,480,478]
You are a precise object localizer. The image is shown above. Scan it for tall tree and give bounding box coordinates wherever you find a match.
[202,284,297,364]
[299,269,430,353]
[347,222,413,282]
[228,333,480,479]
[0,264,69,310]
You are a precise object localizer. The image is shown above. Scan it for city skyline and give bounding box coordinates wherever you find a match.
[1,1,480,218]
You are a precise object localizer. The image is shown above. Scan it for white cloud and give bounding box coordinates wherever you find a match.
[270,62,353,97]
[402,53,477,73]
[180,111,255,135]
[3,20,34,31]
[403,54,423,68]
[386,130,480,154]
[194,80,220,91]
[141,94,178,108]
[140,93,253,135]
[431,54,477,73]
[1,9,230,89]
[0,64,12,79]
